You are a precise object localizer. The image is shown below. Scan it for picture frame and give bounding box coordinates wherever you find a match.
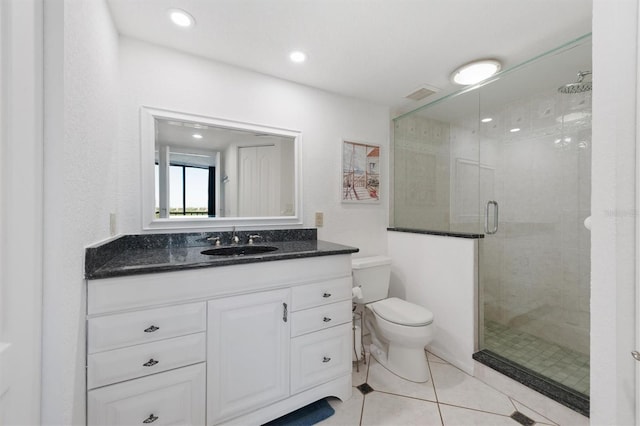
[341,139,381,203]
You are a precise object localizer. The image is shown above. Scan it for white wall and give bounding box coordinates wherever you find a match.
[388,231,477,375]
[591,0,638,424]
[42,0,120,424]
[118,38,390,255]
[1,0,44,423]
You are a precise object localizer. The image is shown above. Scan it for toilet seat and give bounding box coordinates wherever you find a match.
[369,297,434,327]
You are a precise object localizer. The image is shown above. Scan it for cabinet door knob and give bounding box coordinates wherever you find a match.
[143,359,159,367]
[322,356,331,363]
[632,351,640,361]
[144,325,160,333]
[322,292,332,298]
[143,414,159,424]
[323,317,332,322]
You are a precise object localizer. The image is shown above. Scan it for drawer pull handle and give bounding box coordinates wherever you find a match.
[144,325,160,333]
[322,292,331,298]
[322,356,331,363]
[323,317,332,322]
[143,359,159,367]
[283,303,288,322]
[143,414,159,424]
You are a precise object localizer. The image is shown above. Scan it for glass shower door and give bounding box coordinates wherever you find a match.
[477,42,591,397]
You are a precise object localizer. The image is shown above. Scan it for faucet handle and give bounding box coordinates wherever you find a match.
[248,235,262,245]
[207,236,221,246]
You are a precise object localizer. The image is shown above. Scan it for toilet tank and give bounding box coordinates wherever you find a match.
[351,255,392,304]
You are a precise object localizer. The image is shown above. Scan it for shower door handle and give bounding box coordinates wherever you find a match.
[485,201,499,235]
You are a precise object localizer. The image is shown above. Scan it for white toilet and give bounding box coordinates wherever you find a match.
[352,255,434,383]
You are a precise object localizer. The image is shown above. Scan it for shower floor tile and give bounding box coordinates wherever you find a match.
[484,320,590,395]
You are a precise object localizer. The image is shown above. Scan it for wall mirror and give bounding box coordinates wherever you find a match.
[141,107,302,230]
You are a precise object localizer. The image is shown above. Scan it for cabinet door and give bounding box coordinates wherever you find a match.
[87,363,205,426]
[207,289,290,424]
[291,323,352,394]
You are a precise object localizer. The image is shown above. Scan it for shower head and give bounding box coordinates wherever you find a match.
[558,71,592,94]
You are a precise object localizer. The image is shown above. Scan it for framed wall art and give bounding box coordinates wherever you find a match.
[342,139,381,203]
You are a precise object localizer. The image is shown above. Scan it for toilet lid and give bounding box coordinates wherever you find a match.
[370,297,434,326]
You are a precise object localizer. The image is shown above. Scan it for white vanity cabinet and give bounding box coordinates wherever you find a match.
[86,254,354,426]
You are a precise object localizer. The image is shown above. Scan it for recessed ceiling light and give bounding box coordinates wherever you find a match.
[192,133,203,139]
[510,128,521,133]
[481,117,493,123]
[451,59,501,85]
[289,51,307,63]
[168,9,195,28]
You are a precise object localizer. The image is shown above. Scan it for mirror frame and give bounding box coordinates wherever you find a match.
[140,106,303,231]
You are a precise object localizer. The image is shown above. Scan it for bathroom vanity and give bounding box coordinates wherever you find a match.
[84,230,357,425]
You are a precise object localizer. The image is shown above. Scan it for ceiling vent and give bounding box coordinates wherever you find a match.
[405,85,440,101]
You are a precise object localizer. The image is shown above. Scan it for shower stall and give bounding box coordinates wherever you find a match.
[392,35,591,410]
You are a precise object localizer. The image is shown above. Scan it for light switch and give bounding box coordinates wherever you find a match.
[315,212,324,227]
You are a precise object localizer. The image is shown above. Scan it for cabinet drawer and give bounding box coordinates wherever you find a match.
[291,277,352,311]
[290,323,352,393]
[87,363,205,426]
[88,333,206,389]
[291,300,352,337]
[88,302,206,353]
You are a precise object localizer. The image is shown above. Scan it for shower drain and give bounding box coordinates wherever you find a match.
[510,411,535,426]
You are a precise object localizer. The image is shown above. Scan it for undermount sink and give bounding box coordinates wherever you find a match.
[201,245,279,256]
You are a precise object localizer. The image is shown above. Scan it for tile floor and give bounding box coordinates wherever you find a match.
[484,321,590,395]
[319,350,590,426]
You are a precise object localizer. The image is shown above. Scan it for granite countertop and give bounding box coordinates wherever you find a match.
[85,229,359,280]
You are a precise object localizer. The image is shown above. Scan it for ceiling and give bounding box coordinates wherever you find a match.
[156,118,291,152]
[106,0,592,112]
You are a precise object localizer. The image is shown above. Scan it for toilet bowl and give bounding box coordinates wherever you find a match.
[352,256,435,383]
[365,297,434,382]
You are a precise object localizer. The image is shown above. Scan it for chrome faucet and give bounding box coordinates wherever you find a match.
[231,226,239,245]
[207,236,221,246]
[247,234,261,245]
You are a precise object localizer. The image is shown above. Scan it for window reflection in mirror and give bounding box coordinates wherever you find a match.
[154,150,215,217]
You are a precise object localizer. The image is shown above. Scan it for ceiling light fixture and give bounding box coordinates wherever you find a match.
[510,128,521,133]
[451,59,501,85]
[192,133,203,139]
[481,117,493,123]
[168,9,195,28]
[289,51,307,63]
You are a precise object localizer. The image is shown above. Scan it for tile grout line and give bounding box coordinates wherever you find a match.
[371,389,438,404]
[508,396,519,412]
[426,350,445,426]
[438,401,525,421]
[358,352,371,426]
[509,397,561,426]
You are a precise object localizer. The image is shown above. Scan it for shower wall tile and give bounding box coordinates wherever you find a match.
[394,115,454,232]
